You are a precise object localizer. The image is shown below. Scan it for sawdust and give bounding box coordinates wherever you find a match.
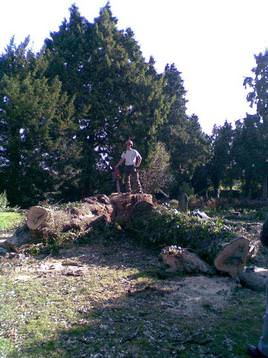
[161,275,237,318]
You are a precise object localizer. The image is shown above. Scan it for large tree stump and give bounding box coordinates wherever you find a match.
[110,193,154,222]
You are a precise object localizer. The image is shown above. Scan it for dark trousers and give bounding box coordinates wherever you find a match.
[124,165,142,193]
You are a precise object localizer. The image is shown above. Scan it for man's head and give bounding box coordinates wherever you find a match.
[126,139,133,149]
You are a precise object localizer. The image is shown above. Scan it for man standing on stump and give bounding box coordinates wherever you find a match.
[115,139,143,193]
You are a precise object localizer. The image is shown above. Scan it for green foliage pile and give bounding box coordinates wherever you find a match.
[124,207,234,263]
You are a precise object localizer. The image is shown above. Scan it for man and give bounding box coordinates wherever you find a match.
[115,139,143,193]
[247,215,268,357]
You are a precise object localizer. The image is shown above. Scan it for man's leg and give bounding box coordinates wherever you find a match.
[124,166,132,192]
[132,168,143,193]
[126,174,132,192]
[124,167,131,192]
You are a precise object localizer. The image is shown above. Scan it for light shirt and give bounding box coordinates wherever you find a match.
[121,149,142,166]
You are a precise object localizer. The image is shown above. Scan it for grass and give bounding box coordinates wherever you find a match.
[0,212,24,230]
[0,234,266,358]
[0,206,267,357]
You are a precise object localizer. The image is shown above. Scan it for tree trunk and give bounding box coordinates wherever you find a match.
[26,193,154,239]
[159,237,252,277]
[160,246,214,274]
[214,237,250,277]
[11,192,254,277]
[177,234,251,277]
[26,197,113,239]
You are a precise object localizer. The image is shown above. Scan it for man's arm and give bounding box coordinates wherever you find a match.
[115,157,125,168]
[135,152,142,167]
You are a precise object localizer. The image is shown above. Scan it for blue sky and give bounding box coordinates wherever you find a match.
[1,0,268,133]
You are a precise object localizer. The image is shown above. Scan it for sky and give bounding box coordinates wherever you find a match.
[0,0,268,134]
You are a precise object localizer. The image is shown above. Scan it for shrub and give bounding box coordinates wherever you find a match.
[140,142,173,194]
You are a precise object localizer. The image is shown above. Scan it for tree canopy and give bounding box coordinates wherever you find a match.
[0,3,267,206]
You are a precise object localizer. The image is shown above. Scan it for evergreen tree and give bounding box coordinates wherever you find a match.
[0,37,36,80]
[243,51,268,198]
[159,63,209,196]
[191,163,210,198]
[208,121,233,196]
[232,114,264,198]
[44,3,169,195]
[44,4,92,115]
[0,44,80,206]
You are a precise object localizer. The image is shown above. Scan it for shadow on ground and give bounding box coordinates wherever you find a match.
[2,236,264,358]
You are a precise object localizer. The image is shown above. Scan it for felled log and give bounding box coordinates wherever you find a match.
[239,266,268,291]
[160,238,250,277]
[26,193,154,240]
[214,237,250,277]
[122,203,252,277]
[160,245,214,274]
[26,194,114,239]
[27,206,54,230]
[181,233,250,277]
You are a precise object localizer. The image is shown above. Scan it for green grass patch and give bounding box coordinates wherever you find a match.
[0,211,24,230]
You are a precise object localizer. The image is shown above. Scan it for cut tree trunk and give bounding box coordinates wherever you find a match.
[26,194,114,240]
[26,193,154,240]
[214,237,250,277]
[110,192,154,222]
[27,206,53,230]
[160,246,215,275]
[12,192,253,277]
[182,235,252,277]
[160,237,251,277]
